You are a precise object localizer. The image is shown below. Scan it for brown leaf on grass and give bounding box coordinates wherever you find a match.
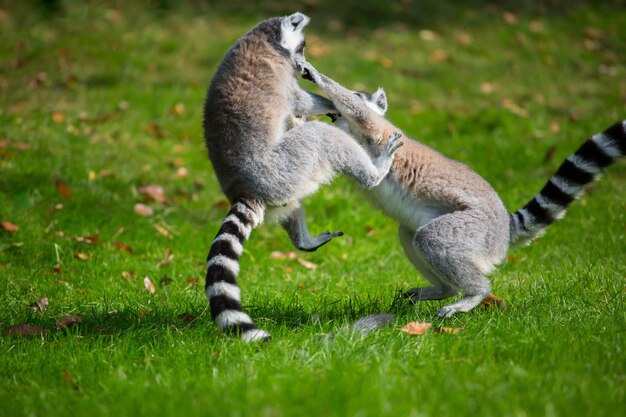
[1,221,19,232]
[55,179,72,200]
[175,167,188,178]
[212,199,229,209]
[503,11,518,24]
[500,98,528,118]
[113,241,133,254]
[52,264,62,274]
[74,252,90,260]
[54,314,84,329]
[29,296,49,312]
[4,324,48,336]
[61,368,81,392]
[434,326,463,335]
[51,111,65,123]
[543,145,557,163]
[121,270,136,282]
[75,234,99,244]
[482,293,506,309]
[398,321,432,335]
[143,276,156,294]
[365,225,375,237]
[134,203,154,217]
[185,277,200,286]
[154,224,172,239]
[137,184,166,204]
[177,313,196,323]
[270,251,297,260]
[297,258,319,270]
[156,248,173,269]
[429,50,449,64]
[170,102,185,116]
[419,29,437,41]
[145,123,165,139]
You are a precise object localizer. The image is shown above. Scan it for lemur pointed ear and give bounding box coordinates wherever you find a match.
[283,12,310,32]
[373,88,388,114]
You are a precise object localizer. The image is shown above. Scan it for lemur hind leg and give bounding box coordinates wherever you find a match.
[399,226,458,302]
[412,211,497,318]
[281,206,343,252]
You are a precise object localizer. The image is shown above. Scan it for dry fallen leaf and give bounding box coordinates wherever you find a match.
[482,293,506,309]
[543,146,557,163]
[28,296,49,312]
[134,203,154,217]
[51,111,65,123]
[156,248,173,269]
[61,368,81,392]
[52,264,62,274]
[54,314,84,330]
[74,252,90,260]
[154,224,171,238]
[186,277,200,286]
[1,221,19,232]
[4,324,48,336]
[500,98,528,118]
[170,102,185,116]
[113,241,133,253]
[137,184,166,203]
[419,29,438,41]
[121,270,135,283]
[270,251,297,260]
[55,178,72,200]
[434,326,463,335]
[143,276,156,294]
[212,199,230,209]
[399,321,433,335]
[177,313,196,324]
[145,122,165,139]
[297,258,319,270]
[175,167,188,178]
[75,234,99,244]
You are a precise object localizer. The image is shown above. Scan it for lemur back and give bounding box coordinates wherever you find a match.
[202,14,402,341]
[299,59,625,317]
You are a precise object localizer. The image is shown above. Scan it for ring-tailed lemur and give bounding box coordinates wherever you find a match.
[202,13,402,341]
[298,59,625,318]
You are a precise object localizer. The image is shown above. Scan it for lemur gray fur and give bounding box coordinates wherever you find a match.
[202,13,402,341]
[298,59,625,318]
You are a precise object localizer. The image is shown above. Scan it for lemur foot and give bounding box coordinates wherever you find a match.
[435,306,457,318]
[298,230,344,252]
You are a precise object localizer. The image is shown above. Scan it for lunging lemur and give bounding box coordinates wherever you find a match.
[297,59,625,318]
[203,13,403,341]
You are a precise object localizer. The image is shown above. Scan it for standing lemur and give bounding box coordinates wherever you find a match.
[297,59,625,318]
[202,13,402,341]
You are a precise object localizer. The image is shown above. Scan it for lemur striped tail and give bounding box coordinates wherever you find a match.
[510,120,625,246]
[205,198,269,342]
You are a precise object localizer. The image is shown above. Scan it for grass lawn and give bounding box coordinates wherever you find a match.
[1,1,624,416]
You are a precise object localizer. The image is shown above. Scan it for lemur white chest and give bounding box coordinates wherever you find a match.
[367,178,450,231]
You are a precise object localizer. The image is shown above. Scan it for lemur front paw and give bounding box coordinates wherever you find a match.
[297,60,321,85]
[385,131,404,156]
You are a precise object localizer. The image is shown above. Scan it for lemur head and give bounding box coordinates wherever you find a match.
[355,88,388,116]
[250,12,310,69]
[279,12,310,59]
[336,88,388,143]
